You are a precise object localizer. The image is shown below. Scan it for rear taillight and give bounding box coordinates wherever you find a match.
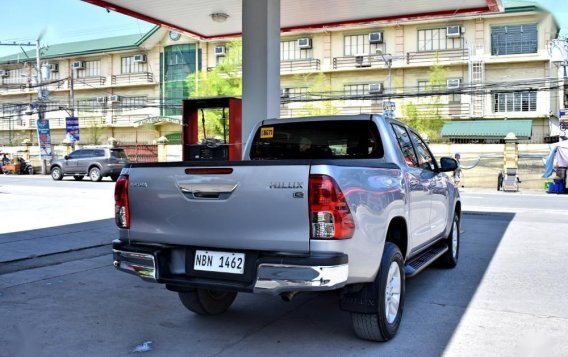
[309,174,354,239]
[114,175,130,228]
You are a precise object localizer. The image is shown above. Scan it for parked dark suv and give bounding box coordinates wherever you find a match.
[50,147,129,182]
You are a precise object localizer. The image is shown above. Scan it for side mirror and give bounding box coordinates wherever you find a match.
[64,155,69,160]
[438,157,458,172]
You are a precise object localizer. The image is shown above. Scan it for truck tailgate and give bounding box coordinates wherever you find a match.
[127,163,311,253]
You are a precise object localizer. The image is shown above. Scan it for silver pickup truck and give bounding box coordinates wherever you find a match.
[113,114,461,341]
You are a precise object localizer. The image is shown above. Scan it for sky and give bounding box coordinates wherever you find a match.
[0,0,567,58]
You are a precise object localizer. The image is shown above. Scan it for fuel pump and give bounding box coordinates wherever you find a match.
[181,97,242,161]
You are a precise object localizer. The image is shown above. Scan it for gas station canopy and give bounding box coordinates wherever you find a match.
[82,0,502,39]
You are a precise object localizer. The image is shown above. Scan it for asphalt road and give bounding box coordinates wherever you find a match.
[1,176,567,356]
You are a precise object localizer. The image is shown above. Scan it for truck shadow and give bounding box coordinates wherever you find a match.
[168,211,515,356]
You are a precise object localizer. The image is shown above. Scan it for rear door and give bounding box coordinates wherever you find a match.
[408,131,449,239]
[128,163,311,253]
[391,124,432,247]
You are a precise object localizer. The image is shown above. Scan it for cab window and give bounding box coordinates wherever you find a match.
[391,124,418,167]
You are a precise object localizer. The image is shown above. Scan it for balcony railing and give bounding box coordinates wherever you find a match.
[333,54,386,70]
[406,48,469,65]
[73,76,106,88]
[280,59,320,73]
[111,72,154,85]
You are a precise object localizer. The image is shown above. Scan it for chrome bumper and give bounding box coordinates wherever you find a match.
[112,241,349,294]
[253,263,348,294]
[113,250,157,281]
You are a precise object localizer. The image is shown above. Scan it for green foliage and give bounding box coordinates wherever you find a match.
[186,41,242,140]
[291,72,340,116]
[400,63,449,140]
[88,122,102,145]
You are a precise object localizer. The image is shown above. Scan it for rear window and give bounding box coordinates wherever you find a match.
[250,120,383,160]
[110,149,127,159]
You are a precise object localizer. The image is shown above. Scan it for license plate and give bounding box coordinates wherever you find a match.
[194,250,245,274]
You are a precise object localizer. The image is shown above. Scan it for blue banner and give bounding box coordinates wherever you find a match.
[65,116,80,142]
[37,118,52,159]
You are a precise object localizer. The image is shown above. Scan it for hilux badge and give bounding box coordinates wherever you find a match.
[269,182,303,189]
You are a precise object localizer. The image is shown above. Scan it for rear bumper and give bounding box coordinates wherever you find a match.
[112,240,348,295]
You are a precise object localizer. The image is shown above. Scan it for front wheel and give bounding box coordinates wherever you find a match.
[351,242,405,342]
[89,167,102,182]
[437,212,460,268]
[51,167,63,181]
[178,288,237,315]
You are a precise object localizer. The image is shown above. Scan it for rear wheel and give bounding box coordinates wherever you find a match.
[178,288,237,315]
[110,174,119,182]
[351,242,405,342]
[51,167,63,181]
[437,212,460,268]
[73,175,84,181]
[89,167,102,182]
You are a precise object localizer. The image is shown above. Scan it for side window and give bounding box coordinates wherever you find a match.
[82,150,95,158]
[68,150,83,159]
[391,124,419,167]
[94,149,105,157]
[409,131,436,171]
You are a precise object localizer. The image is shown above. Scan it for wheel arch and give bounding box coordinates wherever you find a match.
[385,216,408,260]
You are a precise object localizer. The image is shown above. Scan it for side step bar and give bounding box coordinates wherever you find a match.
[404,241,448,278]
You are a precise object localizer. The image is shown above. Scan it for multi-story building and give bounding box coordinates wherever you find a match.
[0,1,564,151]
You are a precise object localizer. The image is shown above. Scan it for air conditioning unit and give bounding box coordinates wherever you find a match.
[72,61,85,70]
[355,53,371,68]
[447,79,462,89]
[49,64,59,72]
[109,95,121,103]
[215,45,226,56]
[446,26,464,38]
[369,32,383,44]
[369,83,384,94]
[297,38,312,49]
[0,70,9,77]
[134,54,147,63]
[280,88,290,98]
[96,96,107,104]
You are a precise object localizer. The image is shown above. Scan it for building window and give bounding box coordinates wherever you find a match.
[163,44,201,116]
[121,56,147,74]
[281,40,311,60]
[491,24,537,56]
[120,96,147,110]
[344,83,370,106]
[287,87,309,100]
[493,91,537,112]
[417,28,463,51]
[77,99,99,112]
[76,60,101,78]
[344,34,381,56]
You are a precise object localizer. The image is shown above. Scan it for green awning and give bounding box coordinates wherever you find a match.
[441,120,533,139]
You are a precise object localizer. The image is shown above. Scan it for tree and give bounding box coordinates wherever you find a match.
[401,62,449,141]
[289,72,340,116]
[186,41,242,141]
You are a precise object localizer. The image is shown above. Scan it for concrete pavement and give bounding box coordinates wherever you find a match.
[1,177,568,356]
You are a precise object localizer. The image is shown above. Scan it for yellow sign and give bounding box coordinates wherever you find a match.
[260,127,274,139]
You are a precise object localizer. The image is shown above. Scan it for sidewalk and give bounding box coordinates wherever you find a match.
[0,219,115,263]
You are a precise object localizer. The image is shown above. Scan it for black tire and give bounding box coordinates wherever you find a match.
[110,175,119,182]
[51,166,63,181]
[89,167,102,182]
[437,212,460,268]
[73,175,84,181]
[178,288,237,315]
[351,242,405,342]
[497,172,503,191]
[27,166,34,175]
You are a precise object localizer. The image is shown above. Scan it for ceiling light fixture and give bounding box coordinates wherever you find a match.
[210,12,229,23]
